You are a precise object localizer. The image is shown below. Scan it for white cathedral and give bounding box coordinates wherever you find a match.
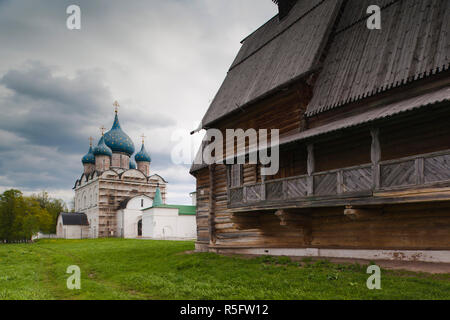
[56,104,196,240]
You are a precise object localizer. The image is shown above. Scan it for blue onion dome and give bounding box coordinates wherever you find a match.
[135,143,151,162]
[93,136,113,157]
[103,113,135,156]
[129,157,137,169]
[82,146,95,164]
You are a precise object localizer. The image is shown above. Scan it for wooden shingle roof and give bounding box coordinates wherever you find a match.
[306,0,450,116]
[200,0,343,127]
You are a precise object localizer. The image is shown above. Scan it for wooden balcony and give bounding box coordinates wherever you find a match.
[228,149,450,211]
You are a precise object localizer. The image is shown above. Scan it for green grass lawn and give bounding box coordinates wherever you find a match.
[0,239,448,300]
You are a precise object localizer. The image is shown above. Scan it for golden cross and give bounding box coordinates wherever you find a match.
[89,136,94,146]
[113,101,120,113]
[100,125,106,136]
[141,134,146,144]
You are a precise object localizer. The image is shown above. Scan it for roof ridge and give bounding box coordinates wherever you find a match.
[239,15,279,45]
[334,0,399,35]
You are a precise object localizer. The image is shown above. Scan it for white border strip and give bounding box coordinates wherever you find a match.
[206,247,450,263]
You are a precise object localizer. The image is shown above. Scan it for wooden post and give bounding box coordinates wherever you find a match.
[261,175,266,201]
[337,170,344,194]
[415,158,425,185]
[226,165,231,205]
[307,144,315,195]
[282,180,288,200]
[370,128,381,190]
[344,205,383,220]
[209,164,216,245]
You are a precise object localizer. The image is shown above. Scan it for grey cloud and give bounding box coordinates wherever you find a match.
[0,62,112,154]
[0,0,276,203]
[0,62,178,154]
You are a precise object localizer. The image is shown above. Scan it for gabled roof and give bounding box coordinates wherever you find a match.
[191,0,450,174]
[200,0,343,127]
[60,213,89,226]
[306,0,450,116]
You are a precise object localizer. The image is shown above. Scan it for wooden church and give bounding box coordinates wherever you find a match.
[190,0,450,263]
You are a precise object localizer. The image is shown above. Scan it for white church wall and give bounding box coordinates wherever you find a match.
[74,179,99,238]
[143,207,177,239]
[85,208,99,238]
[116,195,153,238]
[75,179,99,212]
[121,169,147,181]
[142,207,196,240]
[142,213,155,238]
[117,209,142,238]
[126,195,153,210]
[176,215,197,239]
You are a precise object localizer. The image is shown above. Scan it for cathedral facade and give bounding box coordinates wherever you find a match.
[72,107,167,238]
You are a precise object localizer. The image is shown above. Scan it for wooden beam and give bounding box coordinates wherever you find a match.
[307,144,315,175]
[274,209,313,245]
[307,144,315,195]
[415,158,425,185]
[344,205,383,220]
[209,164,216,245]
[274,209,311,225]
[371,128,381,189]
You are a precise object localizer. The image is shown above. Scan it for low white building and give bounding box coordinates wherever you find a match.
[58,186,196,240]
[142,204,196,240]
[56,213,90,239]
[116,187,196,240]
[117,194,154,238]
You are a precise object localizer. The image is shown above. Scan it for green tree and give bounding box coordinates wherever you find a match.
[0,190,23,241]
[0,189,57,242]
[28,191,67,233]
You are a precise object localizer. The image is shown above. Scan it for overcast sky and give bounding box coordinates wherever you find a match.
[0,0,276,206]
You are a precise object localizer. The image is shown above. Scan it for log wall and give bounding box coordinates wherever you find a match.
[193,80,450,252]
[195,168,210,243]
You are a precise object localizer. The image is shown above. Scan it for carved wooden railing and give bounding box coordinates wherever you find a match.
[229,149,450,207]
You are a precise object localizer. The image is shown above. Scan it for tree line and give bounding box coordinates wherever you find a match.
[0,189,67,242]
